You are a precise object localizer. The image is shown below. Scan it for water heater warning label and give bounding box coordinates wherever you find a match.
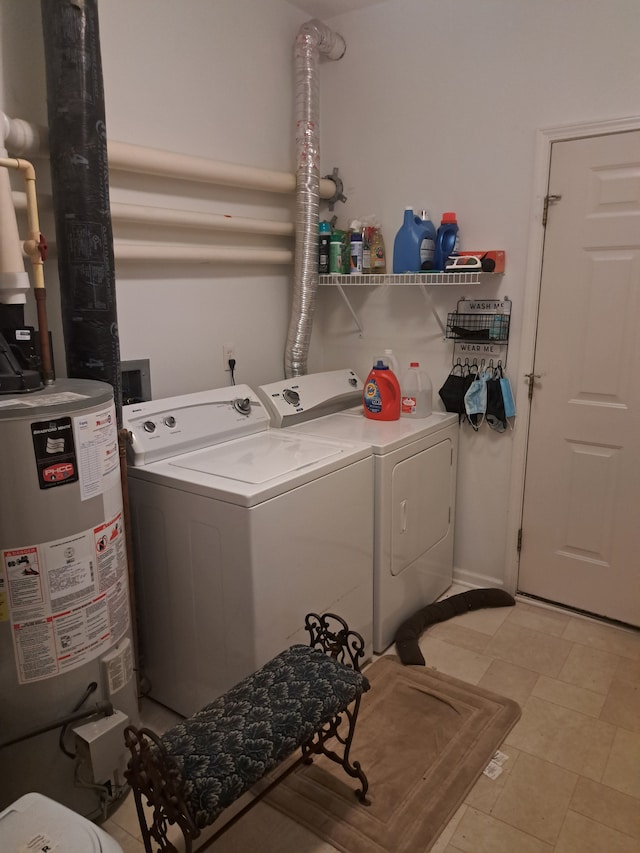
[2,512,130,684]
[31,416,78,489]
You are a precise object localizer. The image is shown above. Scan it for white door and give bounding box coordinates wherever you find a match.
[518,129,640,626]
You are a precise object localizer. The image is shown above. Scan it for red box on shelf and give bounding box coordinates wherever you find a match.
[458,250,505,273]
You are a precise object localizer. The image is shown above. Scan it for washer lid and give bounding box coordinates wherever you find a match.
[130,428,371,507]
[171,430,347,484]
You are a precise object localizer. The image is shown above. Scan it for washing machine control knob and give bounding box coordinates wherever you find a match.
[283,389,300,407]
[143,420,156,433]
[164,416,176,428]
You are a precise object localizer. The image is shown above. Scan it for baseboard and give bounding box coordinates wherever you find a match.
[452,567,507,591]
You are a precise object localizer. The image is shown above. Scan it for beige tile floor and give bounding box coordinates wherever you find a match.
[102,586,640,852]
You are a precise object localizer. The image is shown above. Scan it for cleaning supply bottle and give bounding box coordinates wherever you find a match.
[393,208,432,274]
[363,358,401,420]
[349,220,363,274]
[433,212,460,271]
[419,209,437,270]
[400,361,433,418]
[362,226,372,273]
[370,225,386,273]
[329,229,346,274]
[318,220,331,274]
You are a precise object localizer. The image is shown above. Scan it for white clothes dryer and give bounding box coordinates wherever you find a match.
[258,370,458,653]
[123,385,373,717]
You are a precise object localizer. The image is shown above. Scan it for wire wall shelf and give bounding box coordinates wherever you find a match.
[319,271,496,286]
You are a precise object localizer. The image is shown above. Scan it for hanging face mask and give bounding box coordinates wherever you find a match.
[500,373,516,420]
[464,370,488,430]
[438,363,474,421]
[486,366,507,432]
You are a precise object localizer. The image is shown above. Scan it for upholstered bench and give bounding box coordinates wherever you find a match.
[124,613,371,853]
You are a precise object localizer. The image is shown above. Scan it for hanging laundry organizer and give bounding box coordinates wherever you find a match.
[441,298,515,432]
[445,297,511,366]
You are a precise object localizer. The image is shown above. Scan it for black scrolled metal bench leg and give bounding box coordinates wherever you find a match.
[301,693,370,803]
[124,725,199,853]
[303,612,371,804]
[305,611,367,673]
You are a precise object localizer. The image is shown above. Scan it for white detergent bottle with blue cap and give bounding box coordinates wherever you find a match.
[419,210,437,270]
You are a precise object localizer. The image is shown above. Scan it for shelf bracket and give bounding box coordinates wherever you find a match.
[418,285,447,336]
[335,284,364,335]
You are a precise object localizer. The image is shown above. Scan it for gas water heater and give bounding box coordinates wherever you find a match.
[0,379,139,819]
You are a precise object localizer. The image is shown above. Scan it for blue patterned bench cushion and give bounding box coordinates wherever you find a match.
[159,644,370,829]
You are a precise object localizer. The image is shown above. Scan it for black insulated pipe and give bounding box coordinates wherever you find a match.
[40,0,122,424]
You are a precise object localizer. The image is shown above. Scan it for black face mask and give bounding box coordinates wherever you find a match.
[438,366,475,421]
[485,373,507,432]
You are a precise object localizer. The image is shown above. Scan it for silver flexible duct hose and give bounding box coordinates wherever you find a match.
[285,20,345,378]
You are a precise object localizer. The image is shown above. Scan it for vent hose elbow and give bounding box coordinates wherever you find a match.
[285,20,345,379]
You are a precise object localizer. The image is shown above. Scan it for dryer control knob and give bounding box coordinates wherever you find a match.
[283,389,300,406]
[164,416,176,428]
[233,397,251,416]
[143,420,156,433]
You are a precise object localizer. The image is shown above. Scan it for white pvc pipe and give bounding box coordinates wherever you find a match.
[108,139,295,193]
[113,242,293,264]
[1,113,336,199]
[110,202,295,236]
[2,114,46,158]
[13,192,294,237]
[0,154,30,303]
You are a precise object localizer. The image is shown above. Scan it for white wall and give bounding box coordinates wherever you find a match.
[0,0,309,397]
[100,0,309,396]
[2,0,639,589]
[311,0,640,587]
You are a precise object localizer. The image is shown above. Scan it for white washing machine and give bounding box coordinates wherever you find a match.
[122,385,373,717]
[258,370,458,653]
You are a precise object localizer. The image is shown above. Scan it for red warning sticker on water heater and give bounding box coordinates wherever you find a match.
[31,416,79,489]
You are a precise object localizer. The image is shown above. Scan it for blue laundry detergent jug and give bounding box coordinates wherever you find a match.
[393,208,433,273]
[433,211,459,271]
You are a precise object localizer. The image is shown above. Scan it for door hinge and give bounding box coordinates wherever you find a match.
[517,528,523,552]
[542,193,562,227]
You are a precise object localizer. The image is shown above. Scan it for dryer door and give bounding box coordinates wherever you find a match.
[391,438,452,576]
